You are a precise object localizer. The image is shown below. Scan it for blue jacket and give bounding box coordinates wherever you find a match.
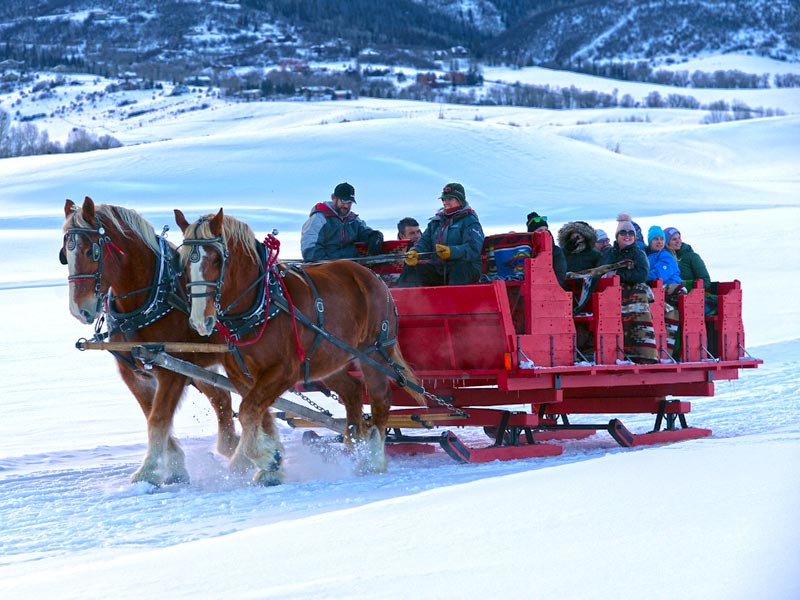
[413,204,484,275]
[647,248,682,285]
[300,201,383,261]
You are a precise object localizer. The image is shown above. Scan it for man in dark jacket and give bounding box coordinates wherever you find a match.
[399,183,484,286]
[527,211,567,289]
[300,182,383,261]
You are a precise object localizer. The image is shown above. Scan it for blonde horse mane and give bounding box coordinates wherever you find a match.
[66,203,161,255]
[183,212,260,263]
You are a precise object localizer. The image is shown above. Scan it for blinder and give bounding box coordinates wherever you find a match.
[178,234,230,305]
[173,238,216,272]
[62,228,104,265]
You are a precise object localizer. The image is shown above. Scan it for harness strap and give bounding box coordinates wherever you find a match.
[289,266,326,386]
[270,278,426,396]
[108,230,181,335]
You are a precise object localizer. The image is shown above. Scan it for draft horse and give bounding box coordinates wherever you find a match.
[61,197,242,486]
[174,208,425,485]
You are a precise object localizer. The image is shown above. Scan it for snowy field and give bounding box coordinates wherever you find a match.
[1,56,799,599]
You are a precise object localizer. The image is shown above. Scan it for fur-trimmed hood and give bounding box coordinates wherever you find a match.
[557,221,598,254]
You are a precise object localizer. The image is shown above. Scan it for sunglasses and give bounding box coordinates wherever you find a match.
[527,215,547,227]
[618,230,636,236]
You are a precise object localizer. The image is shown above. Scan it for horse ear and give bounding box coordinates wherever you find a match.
[64,199,76,218]
[81,196,97,226]
[210,208,224,236]
[174,209,190,233]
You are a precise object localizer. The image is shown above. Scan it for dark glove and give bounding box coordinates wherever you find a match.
[367,231,384,256]
[623,259,634,270]
[564,237,580,253]
[436,244,451,260]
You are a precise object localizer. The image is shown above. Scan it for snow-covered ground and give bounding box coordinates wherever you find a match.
[1,58,799,599]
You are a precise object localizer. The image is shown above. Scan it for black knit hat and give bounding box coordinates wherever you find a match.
[526,212,548,232]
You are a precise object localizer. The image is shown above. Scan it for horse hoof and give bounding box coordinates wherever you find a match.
[229,451,254,475]
[163,468,191,486]
[253,468,283,487]
[217,434,240,458]
[355,426,386,474]
[130,467,161,487]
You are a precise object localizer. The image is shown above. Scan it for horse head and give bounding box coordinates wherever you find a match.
[61,196,110,323]
[175,208,263,337]
[175,208,229,336]
[62,196,155,324]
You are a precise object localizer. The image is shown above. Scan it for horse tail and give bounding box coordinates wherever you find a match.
[388,343,428,407]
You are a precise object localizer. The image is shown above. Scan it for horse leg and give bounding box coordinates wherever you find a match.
[229,369,288,486]
[319,368,367,447]
[192,379,239,458]
[118,366,184,484]
[131,371,189,486]
[118,365,156,418]
[354,363,393,474]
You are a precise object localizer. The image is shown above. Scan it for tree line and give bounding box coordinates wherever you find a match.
[0,108,121,158]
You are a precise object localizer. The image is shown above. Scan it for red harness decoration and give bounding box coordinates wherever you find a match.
[264,234,307,363]
[215,234,305,362]
[105,239,125,258]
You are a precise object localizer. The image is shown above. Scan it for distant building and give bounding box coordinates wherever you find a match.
[0,59,25,72]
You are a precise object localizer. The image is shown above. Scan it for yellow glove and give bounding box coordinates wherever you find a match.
[436,244,451,260]
[404,249,419,266]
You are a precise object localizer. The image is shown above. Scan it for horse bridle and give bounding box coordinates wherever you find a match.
[179,225,277,338]
[177,221,230,314]
[60,217,121,313]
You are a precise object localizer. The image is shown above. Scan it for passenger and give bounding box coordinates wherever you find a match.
[646,225,686,356]
[663,226,711,289]
[399,182,484,287]
[557,221,603,273]
[526,211,567,289]
[397,217,421,246]
[601,213,657,364]
[645,226,683,288]
[594,229,611,252]
[300,182,383,262]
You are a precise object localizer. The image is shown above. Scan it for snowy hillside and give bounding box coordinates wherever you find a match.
[0,55,799,599]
